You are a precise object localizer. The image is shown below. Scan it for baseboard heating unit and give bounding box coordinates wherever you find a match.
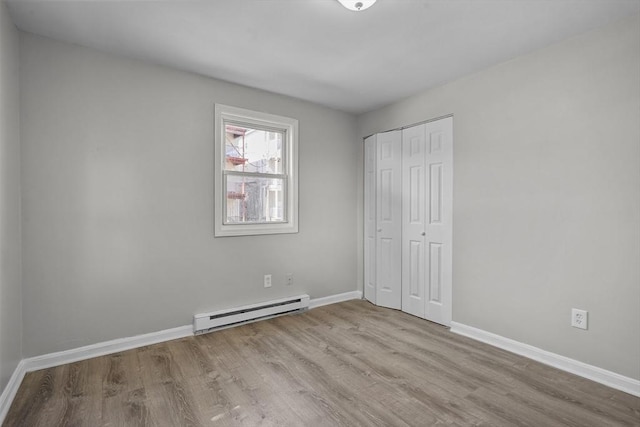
[193,294,310,335]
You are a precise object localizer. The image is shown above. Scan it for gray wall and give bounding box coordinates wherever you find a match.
[20,33,359,357]
[0,1,22,394]
[358,15,640,380]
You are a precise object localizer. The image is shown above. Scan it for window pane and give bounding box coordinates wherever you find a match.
[225,175,285,223]
[224,123,283,174]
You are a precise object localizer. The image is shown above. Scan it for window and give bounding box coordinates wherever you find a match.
[214,104,298,236]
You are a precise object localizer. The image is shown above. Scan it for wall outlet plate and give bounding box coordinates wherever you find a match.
[571,308,588,330]
[264,274,272,288]
[286,273,293,286]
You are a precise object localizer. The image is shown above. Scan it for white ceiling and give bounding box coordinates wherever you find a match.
[6,0,640,114]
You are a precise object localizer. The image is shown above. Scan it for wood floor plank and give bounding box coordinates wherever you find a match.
[3,300,639,426]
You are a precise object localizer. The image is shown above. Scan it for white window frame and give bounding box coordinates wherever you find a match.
[214,104,298,237]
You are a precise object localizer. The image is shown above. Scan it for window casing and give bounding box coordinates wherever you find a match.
[214,104,298,237]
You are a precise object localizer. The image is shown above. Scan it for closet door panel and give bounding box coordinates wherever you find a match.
[424,118,453,326]
[375,131,402,309]
[402,124,426,318]
[363,136,377,303]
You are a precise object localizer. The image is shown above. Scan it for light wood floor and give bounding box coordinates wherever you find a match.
[4,300,639,426]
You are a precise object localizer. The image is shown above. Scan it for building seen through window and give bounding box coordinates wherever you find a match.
[224,125,285,224]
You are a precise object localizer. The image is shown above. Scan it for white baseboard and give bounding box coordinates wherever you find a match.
[309,290,362,309]
[23,325,194,373]
[0,290,363,425]
[0,360,27,424]
[450,321,640,397]
[0,325,191,425]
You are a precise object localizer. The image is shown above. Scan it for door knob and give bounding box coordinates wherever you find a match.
[421,232,426,236]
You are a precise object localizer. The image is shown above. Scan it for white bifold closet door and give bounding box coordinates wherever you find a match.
[364,117,452,326]
[401,124,427,318]
[401,118,453,326]
[374,131,402,309]
[363,135,377,304]
[364,131,402,309]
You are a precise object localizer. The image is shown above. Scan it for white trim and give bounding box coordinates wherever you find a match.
[0,360,27,424]
[309,291,362,309]
[23,325,193,373]
[450,321,640,397]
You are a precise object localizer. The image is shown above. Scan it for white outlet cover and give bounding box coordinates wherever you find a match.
[264,274,272,288]
[571,308,588,330]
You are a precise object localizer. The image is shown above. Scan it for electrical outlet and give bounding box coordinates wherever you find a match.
[571,308,588,330]
[264,274,272,288]
[285,273,293,286]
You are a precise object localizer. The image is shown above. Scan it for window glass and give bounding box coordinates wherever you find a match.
[225,175,285,224]
[224,124,284,174]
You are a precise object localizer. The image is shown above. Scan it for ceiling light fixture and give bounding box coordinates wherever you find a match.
[337,0,377,12]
